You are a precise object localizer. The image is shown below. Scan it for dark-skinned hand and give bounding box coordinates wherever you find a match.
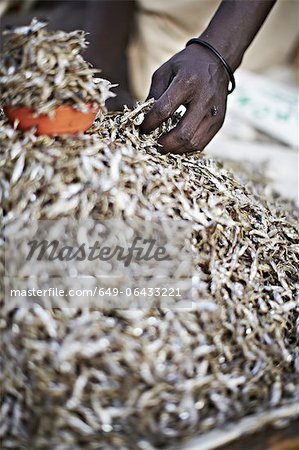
[140,43,229,154]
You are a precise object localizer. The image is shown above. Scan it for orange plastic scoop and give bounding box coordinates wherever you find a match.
[4,103,99,136]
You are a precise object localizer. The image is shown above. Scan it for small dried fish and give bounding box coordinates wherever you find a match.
[0,19,115,114]
[0,20,299,450]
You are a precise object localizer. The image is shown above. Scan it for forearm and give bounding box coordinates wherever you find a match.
[199,0,277,71]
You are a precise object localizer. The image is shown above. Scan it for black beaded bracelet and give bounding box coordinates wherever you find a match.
[186,38,236,94]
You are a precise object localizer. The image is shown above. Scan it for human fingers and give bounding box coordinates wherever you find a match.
[159,104,225,155]
[141,75,192,133]
[146,65,173,101]
[157,98,207,153]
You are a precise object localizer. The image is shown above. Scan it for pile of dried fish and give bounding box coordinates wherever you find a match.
[1,22,299,450]
[0,18,114,114]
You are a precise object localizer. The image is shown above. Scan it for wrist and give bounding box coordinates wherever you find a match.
[186,38,236,94]
[198,30,244,72]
